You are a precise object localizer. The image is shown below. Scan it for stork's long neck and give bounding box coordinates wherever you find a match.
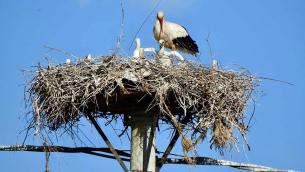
[135,41,140,50]
[132,39,141,57]
[157,45,165,58]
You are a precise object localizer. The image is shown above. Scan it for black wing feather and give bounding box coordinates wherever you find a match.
[172,27,199,54]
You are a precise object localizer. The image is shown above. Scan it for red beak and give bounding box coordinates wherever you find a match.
[159,18,163,33]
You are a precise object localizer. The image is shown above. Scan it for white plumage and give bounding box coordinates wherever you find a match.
[157,40,171,66]
[66,59,71,65]
[132,38,141,58]
[131,38,185,67]
[85,54,91,60]
[157,39,185,66]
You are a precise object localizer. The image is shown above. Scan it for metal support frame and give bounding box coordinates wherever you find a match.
[86,113,129,172]
[156,114,191,172]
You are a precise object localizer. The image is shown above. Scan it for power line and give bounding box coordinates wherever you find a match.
[0,145,298,172]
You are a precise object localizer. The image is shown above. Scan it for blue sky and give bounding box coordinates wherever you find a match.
[0,0,304,172]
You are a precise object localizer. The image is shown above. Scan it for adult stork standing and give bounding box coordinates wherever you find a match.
[153,11,199,60]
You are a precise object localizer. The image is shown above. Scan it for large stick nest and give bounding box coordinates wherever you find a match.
[22,52,261,161]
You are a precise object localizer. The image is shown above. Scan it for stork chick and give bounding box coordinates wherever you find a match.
[157,39,171,66]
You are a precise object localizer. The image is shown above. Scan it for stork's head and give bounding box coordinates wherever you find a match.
[135,38,140,48]
[157,11,164,33]
[158,39,165,49]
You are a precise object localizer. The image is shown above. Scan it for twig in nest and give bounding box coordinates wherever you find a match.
[205,32,216,67]
[114,3,125,55]
[44,46,81,60]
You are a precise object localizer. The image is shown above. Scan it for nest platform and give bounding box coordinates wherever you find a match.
[22,54,261,157]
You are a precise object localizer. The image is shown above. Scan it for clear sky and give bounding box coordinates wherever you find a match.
[0,0,304,172]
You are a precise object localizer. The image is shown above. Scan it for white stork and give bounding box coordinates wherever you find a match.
[157,40,171,66]
[131,38,185,66]
[66,59,71,65]
[157,39,184,66]
[132,38,141,58]
[84,54,91,62]
[153,11,199,56]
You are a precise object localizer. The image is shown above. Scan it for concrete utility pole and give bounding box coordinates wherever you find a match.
[130,110,156,172]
